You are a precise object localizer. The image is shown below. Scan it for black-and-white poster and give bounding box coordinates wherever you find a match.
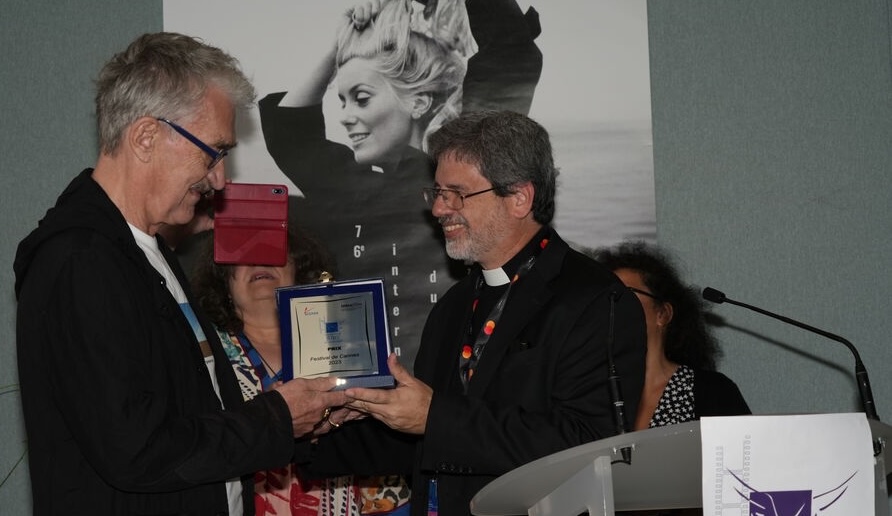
[164,0,655,369]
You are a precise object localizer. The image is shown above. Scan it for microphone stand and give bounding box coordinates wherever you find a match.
[702,287,879,421]
[607,289,633,464]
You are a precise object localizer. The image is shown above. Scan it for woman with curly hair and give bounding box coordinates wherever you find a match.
[591,241,750,430]
[192,225,411,516]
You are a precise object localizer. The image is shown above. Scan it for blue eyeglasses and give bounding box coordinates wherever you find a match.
[156,117,228,170]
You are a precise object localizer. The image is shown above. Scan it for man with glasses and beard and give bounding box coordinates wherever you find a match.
[301,109,647,515]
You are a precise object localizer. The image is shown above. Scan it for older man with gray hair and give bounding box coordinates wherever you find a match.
[14,32,346,515]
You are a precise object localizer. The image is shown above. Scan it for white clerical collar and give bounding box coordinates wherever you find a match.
[481,267,511,287]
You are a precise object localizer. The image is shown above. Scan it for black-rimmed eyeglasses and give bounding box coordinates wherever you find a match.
[421,187,494,210]
[156,117,228,170]
[628,286,661,301]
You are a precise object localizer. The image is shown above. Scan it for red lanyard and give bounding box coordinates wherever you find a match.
[458,238,546,393]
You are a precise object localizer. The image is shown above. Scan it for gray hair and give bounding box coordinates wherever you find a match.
[95,32,255,153]
[427,109,558,224]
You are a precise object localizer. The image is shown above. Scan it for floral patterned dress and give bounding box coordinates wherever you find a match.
[218,331,411,516]
[649,364,696,428]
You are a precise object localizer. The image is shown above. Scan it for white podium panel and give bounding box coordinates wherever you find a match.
[470,417,892,516]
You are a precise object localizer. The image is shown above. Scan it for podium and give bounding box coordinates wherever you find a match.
[470,418,892,516]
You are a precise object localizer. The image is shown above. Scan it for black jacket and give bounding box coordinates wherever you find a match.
[297,230,647,515]
[694,369,751,418]
[14,169,295,515]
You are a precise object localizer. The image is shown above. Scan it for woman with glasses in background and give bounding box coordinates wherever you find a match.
[590,241,751,430]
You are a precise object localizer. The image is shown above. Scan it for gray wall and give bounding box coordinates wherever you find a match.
[2,0,890,513]
[648,0,892,419]
[0,1,162,513]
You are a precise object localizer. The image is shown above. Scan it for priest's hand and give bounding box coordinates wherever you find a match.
[345,353,432,435]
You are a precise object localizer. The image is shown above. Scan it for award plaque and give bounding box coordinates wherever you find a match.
[276,278,395,390]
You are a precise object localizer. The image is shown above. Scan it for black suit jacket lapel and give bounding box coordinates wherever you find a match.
[465,236,568,397]
[158,239,244,410]
[420,275,479,393]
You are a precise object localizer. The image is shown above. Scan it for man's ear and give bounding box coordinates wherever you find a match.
[128,117,160,164]
[410,93,434,120]
[508,181,535,218]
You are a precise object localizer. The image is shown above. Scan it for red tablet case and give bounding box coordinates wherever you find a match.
[213,183,288,266]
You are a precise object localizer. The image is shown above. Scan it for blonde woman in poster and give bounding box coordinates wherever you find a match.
[259,0,542,368]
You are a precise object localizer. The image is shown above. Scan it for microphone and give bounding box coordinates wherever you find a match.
[702,287,879,421]
[607,289,633,464]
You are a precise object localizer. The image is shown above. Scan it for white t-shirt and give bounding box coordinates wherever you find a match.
[130,224,243,516]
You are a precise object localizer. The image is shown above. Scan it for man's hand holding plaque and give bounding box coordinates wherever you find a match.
[344,353,432,435]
